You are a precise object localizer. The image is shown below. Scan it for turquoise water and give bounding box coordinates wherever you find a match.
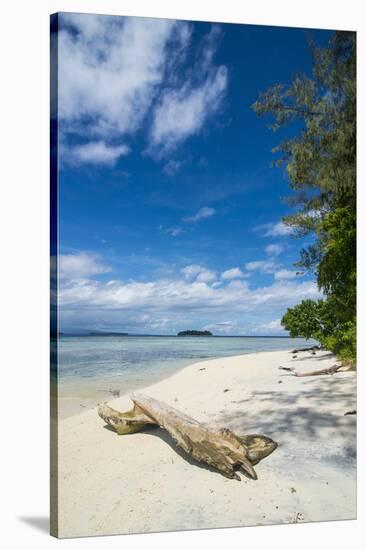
[57,335,314,394]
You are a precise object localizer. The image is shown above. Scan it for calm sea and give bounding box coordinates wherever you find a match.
[55,335,315,417]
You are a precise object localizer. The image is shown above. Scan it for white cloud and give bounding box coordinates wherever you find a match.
[65,141,129,166]
[181,264,217,283]
[268,222,292,237]
[196,271,217,283]
[159,225,184,237]
[162,160,183,176]
[59,252,322,333]
[221,267,246,280]
[265,243,283,256]
[256,221,293,237]
[166,227,184,237]
[59,252,111,280]
[255,319,284,333]
[274,269,301,280]
[58,15,227,164]
[150,66,227,154]
[245,260,280,274]
[58,14,193,165]
[203,321,239,335]
[181,264,205,278]
[59,15,179,138]
[60,274,320,313]
[183,206,216,223]
[149,25,227,155]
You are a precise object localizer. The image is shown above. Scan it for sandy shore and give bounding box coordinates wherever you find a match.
[55,349,356,538]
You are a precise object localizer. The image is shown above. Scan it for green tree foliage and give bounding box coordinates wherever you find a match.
[281,299,336,341]
[281,298,355,362]
[252,31,356,363]
[317,206,356,317]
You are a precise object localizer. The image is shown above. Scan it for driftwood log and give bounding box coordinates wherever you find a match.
[292,364,345,377]
[98,393,278,481]
[279,364,351,377]
[291,345,321,354]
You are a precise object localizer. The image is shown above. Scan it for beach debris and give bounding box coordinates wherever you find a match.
[223,388,230,392]
[295,512,304,522]
[280,359,353,378]
[98,401,155,435]
[98,388,121,397]
[344,410,356,416]
[278,380,283,384]
[289,363,350,377]
[292,355,298,359]
[98,393,278,481]
[198,367,206,371]
[291,345,320,354]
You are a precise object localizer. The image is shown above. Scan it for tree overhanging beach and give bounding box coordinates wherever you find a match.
[253,31,356,365]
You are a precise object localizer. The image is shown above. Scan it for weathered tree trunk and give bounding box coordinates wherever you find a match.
[279,362,353,378]
[98,401,155,435]
[291,345,320,354]
[97,393,278,481]
[291,364,346,377]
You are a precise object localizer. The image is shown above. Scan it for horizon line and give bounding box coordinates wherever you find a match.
[58,332,293,339]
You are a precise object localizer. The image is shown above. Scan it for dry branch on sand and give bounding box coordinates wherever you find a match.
[291,364,348,377]
[98,393,278,481]
[279,362,353,378]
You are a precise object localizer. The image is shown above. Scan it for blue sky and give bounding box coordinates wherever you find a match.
[56,13,330,335]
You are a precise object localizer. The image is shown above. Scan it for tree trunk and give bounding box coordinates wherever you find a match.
[97,393,278,481]
[291,345,320,353]
[98,401,155,435]
[292,364,345,377]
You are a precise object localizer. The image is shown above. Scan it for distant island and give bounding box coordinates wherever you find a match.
[177,330,213,337]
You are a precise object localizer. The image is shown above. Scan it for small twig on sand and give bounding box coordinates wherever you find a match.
[344,410,356,416]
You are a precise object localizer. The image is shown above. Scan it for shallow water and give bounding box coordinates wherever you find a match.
[53,335,316,418]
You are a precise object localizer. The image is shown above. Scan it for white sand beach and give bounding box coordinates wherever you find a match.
[55,348,356,538]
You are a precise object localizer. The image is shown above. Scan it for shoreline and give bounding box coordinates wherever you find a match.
[56,341,317,420]
[56,351,274,420]
[56,348,356,538]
